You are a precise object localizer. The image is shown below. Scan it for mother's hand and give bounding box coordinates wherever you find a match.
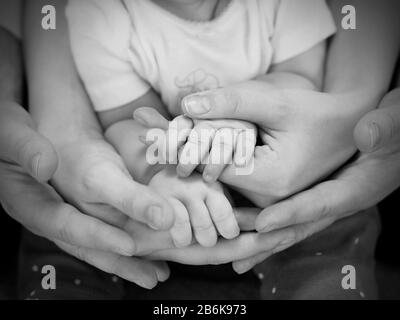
[231,87,400,272]
[180,81,362,207]
[134,83,399,272]
[0,102,170,288]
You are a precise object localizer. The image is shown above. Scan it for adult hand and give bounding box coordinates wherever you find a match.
[231,87,400,272]
[0,101,170,288]
[138,81,361,208]
[51,127,175,231]
[134,83,397,272]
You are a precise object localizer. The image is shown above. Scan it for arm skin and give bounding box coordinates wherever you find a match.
[325,0,400,103]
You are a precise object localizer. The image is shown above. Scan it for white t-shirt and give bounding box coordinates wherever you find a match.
[67,0,336,115]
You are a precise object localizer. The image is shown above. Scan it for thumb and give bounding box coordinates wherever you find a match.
[0,102,58,182]
[354,88,400,153]
[181,81,290,127]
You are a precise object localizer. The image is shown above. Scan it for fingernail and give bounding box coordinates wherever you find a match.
[138,279,157,290]
[368,122,381,149]
[147,206,163,230]
[234,261,253,274]
[31,153,42,179]
[203,173,215,183]
[183,95,211,116]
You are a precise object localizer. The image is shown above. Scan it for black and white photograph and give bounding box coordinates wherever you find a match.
[0,0,400,308]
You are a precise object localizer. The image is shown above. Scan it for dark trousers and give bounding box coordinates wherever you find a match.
[18,208,379,300]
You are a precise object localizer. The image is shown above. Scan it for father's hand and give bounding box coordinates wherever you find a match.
[0,102,170,288]
[146,81,361,207]
[231,88,400,273]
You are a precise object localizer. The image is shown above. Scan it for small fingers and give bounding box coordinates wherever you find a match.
[206,193,239,239]
[177,122,216,178]
[185,200,217,247]
[234,128,256,167]
[202,128,235,183]
[134,107,170,130]
[169,199,192,248]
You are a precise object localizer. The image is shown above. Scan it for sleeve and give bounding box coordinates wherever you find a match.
[270,0,337,65]
[66,0,150,112]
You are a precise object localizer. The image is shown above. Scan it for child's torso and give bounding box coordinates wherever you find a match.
[123,0,276,115]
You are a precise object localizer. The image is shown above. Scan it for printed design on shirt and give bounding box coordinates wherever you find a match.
[175,68,220,103]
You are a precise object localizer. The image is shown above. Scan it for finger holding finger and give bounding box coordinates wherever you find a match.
[177,122,216,178]
[203,128,235,183]
[234,127,257,167]
[181,82,291,128]
[165,115,193,164]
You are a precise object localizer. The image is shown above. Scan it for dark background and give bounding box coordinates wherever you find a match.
[0,187,399,299]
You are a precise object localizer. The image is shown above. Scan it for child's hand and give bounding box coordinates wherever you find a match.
[144,114,257,182]
[148,166,240,248]
[178,119,257,182]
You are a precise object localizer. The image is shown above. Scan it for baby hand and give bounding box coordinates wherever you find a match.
[148,166,240,248]
[176,118,257,182]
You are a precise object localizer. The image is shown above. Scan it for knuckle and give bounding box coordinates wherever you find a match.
[192,221,214,233]
[212,209,233,225]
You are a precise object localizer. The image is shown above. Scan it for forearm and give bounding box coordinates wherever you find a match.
[0,27,23,104]
[23,0,102,146]
[326,0,400,109]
